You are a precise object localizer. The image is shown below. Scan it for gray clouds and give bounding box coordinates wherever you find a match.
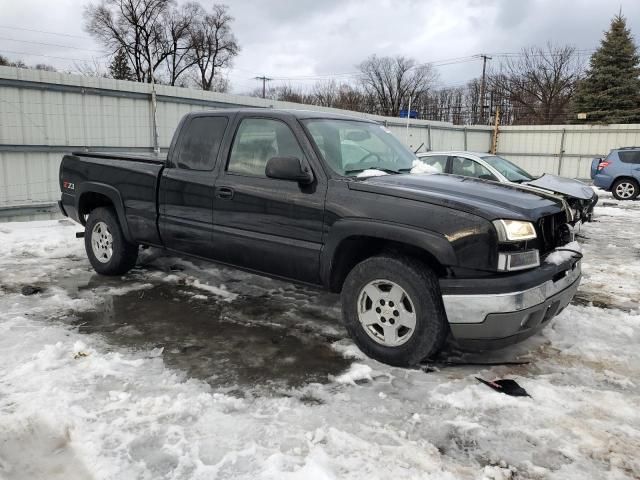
[1,0,639,92]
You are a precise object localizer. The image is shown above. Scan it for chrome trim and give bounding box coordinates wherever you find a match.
[443,260,581,324]
[497,249,540,272]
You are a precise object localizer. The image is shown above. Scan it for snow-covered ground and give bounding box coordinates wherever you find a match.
[1,190,639,480]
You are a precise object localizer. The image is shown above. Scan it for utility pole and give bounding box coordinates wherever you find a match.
[479,54,491,125]
[491,106,501,154]
[405,95,412,146]
[150,73,160,155]
[254,76,272,99]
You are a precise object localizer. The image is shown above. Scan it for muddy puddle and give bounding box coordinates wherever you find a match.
[66,282,352,391]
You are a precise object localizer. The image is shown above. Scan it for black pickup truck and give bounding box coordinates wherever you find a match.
[59,108,581,366]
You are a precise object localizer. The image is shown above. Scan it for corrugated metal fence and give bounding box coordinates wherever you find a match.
[497,124,640,180]
[0,66,490,207]
[2,65,640,208]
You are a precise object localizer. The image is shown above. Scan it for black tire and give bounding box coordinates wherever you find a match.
[611,178,639,200]
[341,254,448,367]
[84,207,138,275]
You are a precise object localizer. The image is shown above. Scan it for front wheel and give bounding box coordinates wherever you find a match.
[84,207,138,275]
[341,254,448,367]
[611,178,639,200]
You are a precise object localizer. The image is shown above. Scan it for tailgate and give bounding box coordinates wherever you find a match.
[61,153,164,245]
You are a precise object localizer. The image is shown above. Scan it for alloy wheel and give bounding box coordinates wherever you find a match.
[357,279,417,347]
[615,182,636,199]
[91,221,113,263]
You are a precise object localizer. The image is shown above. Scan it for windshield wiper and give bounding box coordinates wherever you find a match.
[345,167,401,175]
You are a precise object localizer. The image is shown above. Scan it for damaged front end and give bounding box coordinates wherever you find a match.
[525,174,598,223]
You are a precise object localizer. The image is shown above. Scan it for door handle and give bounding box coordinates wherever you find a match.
[216,186,234,199]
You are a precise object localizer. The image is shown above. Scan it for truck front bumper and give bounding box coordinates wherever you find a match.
[440,258,581,350]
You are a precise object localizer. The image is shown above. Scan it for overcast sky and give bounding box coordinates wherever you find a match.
[1,0,639,93]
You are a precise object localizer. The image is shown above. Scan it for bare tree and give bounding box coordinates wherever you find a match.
[188,5,239,91]
[311,80,339,107]
[84,0,174,83]
[335,84,367,112]
[73,58,108,77]
[1,55,57,72]
[247,84,311,103]
[0,55,27,68]
[162,2,200,86]
[358,55,439,117]
[489,44,584,124]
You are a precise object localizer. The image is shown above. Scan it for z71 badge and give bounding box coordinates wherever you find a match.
[63,181,75,190]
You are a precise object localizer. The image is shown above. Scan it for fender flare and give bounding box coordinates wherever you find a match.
[320,218,457,287]
[76,182,134,242]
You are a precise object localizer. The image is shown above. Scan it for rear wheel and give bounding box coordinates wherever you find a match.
[612,178,639,200]
[341,254,448,367]
[85,207,138,275]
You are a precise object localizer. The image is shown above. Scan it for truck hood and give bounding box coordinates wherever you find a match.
[524,174,595,201]
[349,173,565,222]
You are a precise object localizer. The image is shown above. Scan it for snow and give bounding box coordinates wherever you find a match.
[544,240,582,265]
[352,159,438,177]
[355,169,389,178]
[410,159,439,174]
[1,190,639,479]
[188,279,238,301]
[328,363,373,385]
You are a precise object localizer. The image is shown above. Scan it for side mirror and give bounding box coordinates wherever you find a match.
[266,156,314,184]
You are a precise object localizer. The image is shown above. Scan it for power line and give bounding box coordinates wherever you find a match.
[269,55,482,81]
[254,76,272,98]
[492,49,597,58]
[0,36,109,54]
[0,24,91,40]
[246,48,595,84]
[0,49,105,64]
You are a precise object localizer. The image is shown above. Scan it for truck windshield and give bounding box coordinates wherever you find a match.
[302,119,416,176]
[480,155,535,183]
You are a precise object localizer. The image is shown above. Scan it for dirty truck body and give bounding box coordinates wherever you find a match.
[59,109,581,366]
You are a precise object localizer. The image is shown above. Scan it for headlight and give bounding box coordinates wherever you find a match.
[493,219,537,242]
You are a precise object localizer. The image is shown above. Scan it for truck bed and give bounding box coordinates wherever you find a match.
[72,151,167,164]
[60,152,165,246]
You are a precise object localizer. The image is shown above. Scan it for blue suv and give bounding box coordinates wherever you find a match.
[591,147,640,200]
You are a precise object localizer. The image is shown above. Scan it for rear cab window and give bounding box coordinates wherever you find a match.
[176,116,228,170]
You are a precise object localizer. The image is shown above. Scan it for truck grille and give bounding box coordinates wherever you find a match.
[537,212,568,254]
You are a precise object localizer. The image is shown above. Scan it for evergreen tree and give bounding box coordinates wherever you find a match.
[109,48,134,81]
[572,14,640,124]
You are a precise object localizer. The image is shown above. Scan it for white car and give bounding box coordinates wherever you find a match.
[416,151,597,222]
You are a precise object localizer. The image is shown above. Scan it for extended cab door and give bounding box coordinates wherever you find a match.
[211,114,327,284]
[158,113,230,257]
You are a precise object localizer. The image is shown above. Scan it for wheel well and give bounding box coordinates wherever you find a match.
[329,236,447,293]
[613,176,639,186]
[78,192,114,223]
